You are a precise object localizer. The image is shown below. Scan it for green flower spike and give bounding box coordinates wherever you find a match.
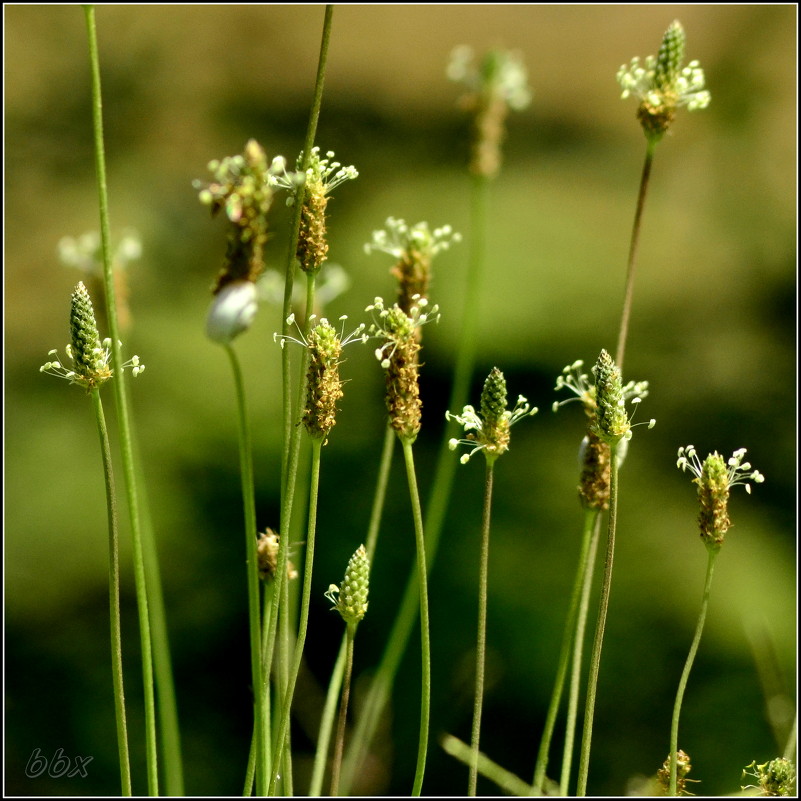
[742,757,796,797]
[676,445,765,550]
[274,314,367,441]
[367,295,439,443]
[447,366,537,465]
[591,349,654,446]
[325,544,370,626]
[553,358,650,508]
[364,217,461,314]
[272,146,358,275]
[617,20,710,142]
[40,281,144,391]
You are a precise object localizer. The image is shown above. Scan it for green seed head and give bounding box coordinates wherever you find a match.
[69,281,106,382]
[696,452,731,549]
[304,319,344,440]
[325,545,370,626]
[617,20,710,142]
[742,758,796,797]
[655,20,686,90]
[592,350,628,445]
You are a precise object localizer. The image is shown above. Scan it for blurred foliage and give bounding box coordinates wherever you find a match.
[5,5,796,797]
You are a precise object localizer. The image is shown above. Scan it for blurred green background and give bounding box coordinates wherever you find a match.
[5,5,796,796]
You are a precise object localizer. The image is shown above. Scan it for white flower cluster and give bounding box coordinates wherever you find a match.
[447,45,532,111]
[364,217,461,260]
[617,55,710,111]
[677,445,765,494]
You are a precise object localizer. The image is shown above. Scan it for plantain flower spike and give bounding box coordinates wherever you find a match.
[367,295,439,443]
[196,140,293,344]
[742,757,796,797]
[553,359,649,508]
[448,45,531,178]
[447,366,537,465]
[272,146,358,275]
[257,528,298,582]
[677,445,764,551]
[591,349,654,446]
[364,217,461,315]
[40,281,144,391]
[274,314,367,442]
[617,20,710,143]
[656,750,699,796]
[325,544,370,627]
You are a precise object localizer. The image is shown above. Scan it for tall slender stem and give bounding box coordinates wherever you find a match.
[224,344,266,795]
[615,139,656,372]
[532,508,600,795]
[83,7,158,792]
[669,548,717,795]
[91,388,132,796]
[270,437,323,793]
[271,8,334,781]
[401,438,432,796]
[340,172,490,796]
[330,624,357,796]
[309,637,347,795]
[469,460,495,795]
[560,511,602,795]
[311,424,395,793]
[576,449,619,796]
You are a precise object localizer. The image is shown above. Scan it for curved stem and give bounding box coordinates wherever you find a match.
[576,448,619,796]
[270,437,323,793]
[469,460,495,795]
[669,548,718,795]
[91,388,132,795]
[330,623,357,796]
[225,344,266,795]
[400,438,432,796]
[531,508,600,795]
[615,139,656,373]
[560,510,602,795]
[83,7,158,792]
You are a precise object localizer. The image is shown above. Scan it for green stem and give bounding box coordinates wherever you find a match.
[469,459,495,795]
[783,713,797,763]
[91,388,132,796]
[532,508,600,795]
[560,510,603,795]
[400,438,432,796]
[309,637,347,795]
[330,624,357,796]
[271,8,333,782]
[225,344,266,796]
[669,547,718,796]
[243,584,275,797]
[443,734,533,797]
[615,138,656,373]
[365,426,396,559]
[83,7,158,793]
[339,172,490,797]
[270,437,323,793]
[311,425,394,794]
[576,448,619,796]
